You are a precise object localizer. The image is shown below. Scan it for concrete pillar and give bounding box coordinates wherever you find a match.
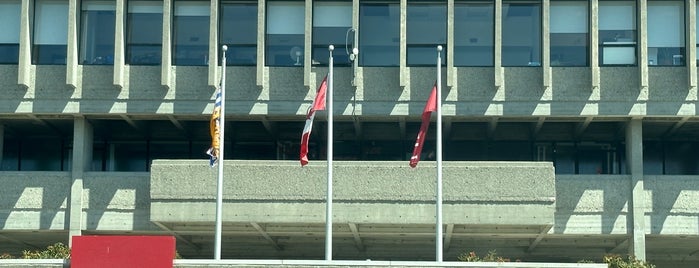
[303,0,312,87]
[590,0,599,89]
[686,0,697,89]
[494,0,503,89]
[161,0,173,89]
[625,119,646,261]
[446,0,455,88]
[208,0,219,87]
[113,0,126,88]
[68,117,93,246]
[638,0,648,90]
[542,0,551,89]
[256,0,266,87]
[17,0,32,88]
[0,124,4,168]
[399,0,407,87]
[66,0,79,88]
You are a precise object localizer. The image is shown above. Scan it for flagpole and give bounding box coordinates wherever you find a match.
[214,45,227,260]
[325,45,334,261]
[435,45,443,262]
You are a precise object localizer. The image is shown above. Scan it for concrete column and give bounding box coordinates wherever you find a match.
[542,0,551,89]
[161,0,173,89]
[687,0,697,89]
[399,0,407,87]
[66,0,79,88]
[590,0,599,89]
[625,118,646,261]
[638,0,648,90]
[446,0,455,88]
[113,0,126,88]
[352,0,359,87]
[494,0,504,89]
[256,0,266,87]
[0,124,4,167]
[68,117,93,246]
[17,0,32,88]
[208,0,219,87]
[303,0,312,87]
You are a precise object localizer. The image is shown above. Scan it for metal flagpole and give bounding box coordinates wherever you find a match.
[214,45,227,260]
[436,45,443,262]
[325,45,334,261]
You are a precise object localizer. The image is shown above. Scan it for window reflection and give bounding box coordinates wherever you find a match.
[502,2,541,66]
[359,2,399,67]
[80,0,116,65]
[550,1,588,67]
[0,0,20,64]
[599,1,636,66]
[266,1,304,66]
[407,1,446,66]
[173,1,209,66]
[33,0,69,65]
[312,1,352,66]
[220,1,258,66]
[454,2,494,67]
[127,1,163,65]
[647,1,684,66]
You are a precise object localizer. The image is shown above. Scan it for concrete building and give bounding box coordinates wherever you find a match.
[0,0,698,267]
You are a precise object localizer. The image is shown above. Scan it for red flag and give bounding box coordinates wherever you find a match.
[409,83,437,168]
[300,75,328,166]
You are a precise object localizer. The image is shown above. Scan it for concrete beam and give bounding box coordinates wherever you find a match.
[574,117,593,139]
[152,221,201,250]
[662,117,690,138]
[488,118,498,139]
[444,224,454,252]
[609,238,628,253]
[167,115,185,131]
[250,222,283,251]
[354,119,363,140]
[526,225,552,252]
[532,117,546,139]
[348,223,365,252]
[0,234,40,250]
[398,117,405,139]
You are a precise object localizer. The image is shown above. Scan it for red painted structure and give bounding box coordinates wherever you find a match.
[71,236,175,268]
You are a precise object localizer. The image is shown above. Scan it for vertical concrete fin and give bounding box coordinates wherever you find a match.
[542,0,551,89]
[446,0,455,88]
[207,0,219,87]
[17,0,32,89]
[113,0,126,89]
[494,0,503,89]
[303,0,312,88]
[66,0,80,89]
[256,0,266,88]
[590,0,600,89]
[399,0,407,87]
[638,0,648,89]
[161,0,173,89]
[687,0,697,88]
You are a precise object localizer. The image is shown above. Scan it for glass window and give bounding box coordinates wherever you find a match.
[407,1,446,66]
[20,138,69,171]
[33,0,69,65]
[599,1,636,65]
[696,3,699,66]
[454,1,494,67]
[127,1,163,65]
[173,0,210,66]
[220,1,257,66]
[648,1,684,66]
[359,2,399,66]
[0,0,21,64]
[266,1,304,66]
[664,142,699,175]
[550,1,588,66]
[80,0,116,65]
[502,1,541,66]
[312,1,352,66]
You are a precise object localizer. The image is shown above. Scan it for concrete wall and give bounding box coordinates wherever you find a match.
[0,66,696,118]
[150,160,555,226]
[0,171,153,231]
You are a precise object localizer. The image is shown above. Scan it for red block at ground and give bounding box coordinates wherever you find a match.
[71,236,175,268]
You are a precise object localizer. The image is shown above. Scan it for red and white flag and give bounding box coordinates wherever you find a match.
[300,75,328,166]
[409,82,437,168]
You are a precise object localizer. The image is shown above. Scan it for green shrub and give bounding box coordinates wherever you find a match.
[21,242,70,259]
[603,254,655,268]
[0,253,14,259]
[457,250,516,262]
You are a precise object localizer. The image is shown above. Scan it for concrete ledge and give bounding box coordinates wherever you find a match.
[0,259,67,268]
[174,259,606,267]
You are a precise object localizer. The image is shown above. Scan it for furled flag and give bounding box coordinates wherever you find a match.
[300,75,328,166]
[206,85,222,167]
[409,82,437,168]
